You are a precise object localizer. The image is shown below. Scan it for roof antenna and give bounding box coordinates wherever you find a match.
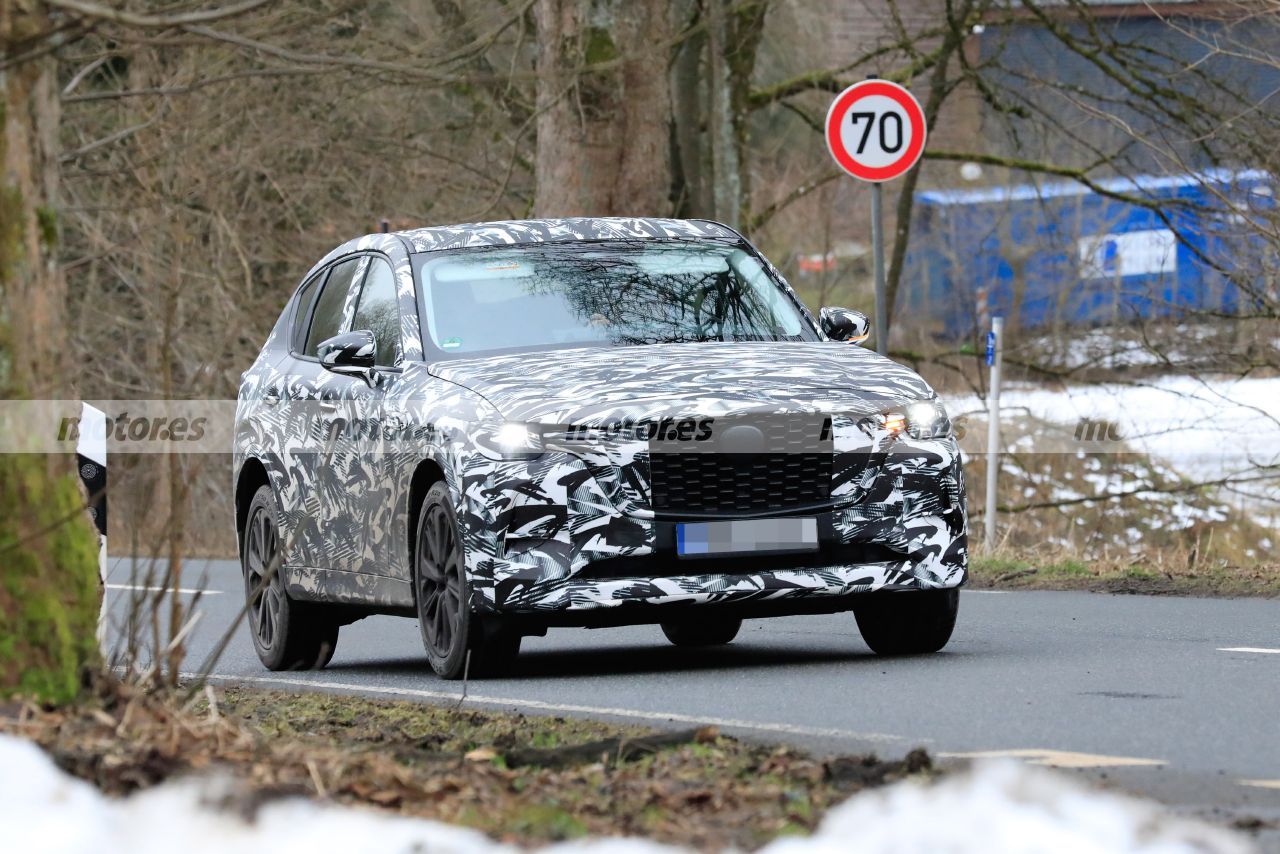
[379,219,390,234]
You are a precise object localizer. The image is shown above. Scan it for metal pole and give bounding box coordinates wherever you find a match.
[984,316,1004,551]
[871,182,888,355]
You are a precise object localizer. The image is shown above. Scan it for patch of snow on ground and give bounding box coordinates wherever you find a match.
[0,735,1250,854]
[767,759,1250,854]
[947,375,1280,527]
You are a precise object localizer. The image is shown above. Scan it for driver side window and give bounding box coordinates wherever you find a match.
[303,257,362,357]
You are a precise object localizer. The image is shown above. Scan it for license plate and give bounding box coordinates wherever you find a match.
[676,517,819,558]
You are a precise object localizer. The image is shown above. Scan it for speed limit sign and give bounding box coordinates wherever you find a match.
[824,80,926,183]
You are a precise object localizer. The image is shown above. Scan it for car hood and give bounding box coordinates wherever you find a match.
[429,342,934,424]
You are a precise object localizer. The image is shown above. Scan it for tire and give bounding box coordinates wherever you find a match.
[660,617,742,647]
[853,587,959,655]
[414,482,520,679]
[242,485,339,670]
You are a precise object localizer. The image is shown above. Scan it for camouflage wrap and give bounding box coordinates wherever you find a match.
[233,217,967,621]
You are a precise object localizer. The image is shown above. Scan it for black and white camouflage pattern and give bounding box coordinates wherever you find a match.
[234,217,966,619]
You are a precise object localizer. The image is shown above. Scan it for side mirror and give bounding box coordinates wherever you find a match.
[819,307,871,344]
[317,330,376,376]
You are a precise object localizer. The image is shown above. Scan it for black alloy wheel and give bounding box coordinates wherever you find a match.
[242,485,339,670]
[415,482,520,679]
[417,496,465,660]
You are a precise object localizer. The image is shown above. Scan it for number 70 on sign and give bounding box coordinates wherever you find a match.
[824,80,927,183]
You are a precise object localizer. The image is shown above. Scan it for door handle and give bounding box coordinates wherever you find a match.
[319,400,339,412]
[262,388,281,406]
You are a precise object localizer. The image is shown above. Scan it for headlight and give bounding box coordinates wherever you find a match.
[476,420,545,460]
[869,399,952,440]
[903,398,951,440]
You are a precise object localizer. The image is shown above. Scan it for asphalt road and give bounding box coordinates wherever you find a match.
[106,556,1280,836]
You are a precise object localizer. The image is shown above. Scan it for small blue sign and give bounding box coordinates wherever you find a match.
[984,330,996,366]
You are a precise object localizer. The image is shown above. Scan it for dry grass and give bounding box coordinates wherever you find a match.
[0,680,934,850]
[958,412,1277,596]
[969,544,1280,597]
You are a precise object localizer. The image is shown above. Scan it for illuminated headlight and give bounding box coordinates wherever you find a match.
[477,421,545,460]
[871,399,952,440]
[903,399,952,440]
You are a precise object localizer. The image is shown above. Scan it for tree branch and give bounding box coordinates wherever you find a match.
[45,0,274,29]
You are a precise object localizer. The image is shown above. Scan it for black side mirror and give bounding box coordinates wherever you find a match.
[819,307,871,344]
[317,330,376,376]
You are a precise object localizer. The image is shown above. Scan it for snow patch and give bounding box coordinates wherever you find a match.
[768,759,1250,854]
[0,735,1249,854]
[948,374,1280,529]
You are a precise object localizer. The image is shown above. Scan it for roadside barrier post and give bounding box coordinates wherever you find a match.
[984,317,1003,551]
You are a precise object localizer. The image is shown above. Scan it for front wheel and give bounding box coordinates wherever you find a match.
[853,588,959,655]
[414,482,520,679]
[242,485,339,670]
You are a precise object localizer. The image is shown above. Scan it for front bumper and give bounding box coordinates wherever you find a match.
[458,435,968,616]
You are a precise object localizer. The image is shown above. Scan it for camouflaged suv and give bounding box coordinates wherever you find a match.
[233,217,966,678]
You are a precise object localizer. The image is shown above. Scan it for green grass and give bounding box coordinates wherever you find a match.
[969,552,1280,597]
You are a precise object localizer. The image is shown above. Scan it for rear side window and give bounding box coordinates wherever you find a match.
[290,270,327,353]
[303,258,362,356]
[351,258,402,366]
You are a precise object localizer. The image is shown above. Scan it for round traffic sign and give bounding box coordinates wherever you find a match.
[825,80,927,182]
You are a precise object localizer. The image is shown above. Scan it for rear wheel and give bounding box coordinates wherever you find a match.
[660,617,742,647]
[853,588,959,655]
[242,485,339,670]
[414,482,520,679]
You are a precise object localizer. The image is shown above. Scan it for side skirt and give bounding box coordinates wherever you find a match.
[284,565,415,614]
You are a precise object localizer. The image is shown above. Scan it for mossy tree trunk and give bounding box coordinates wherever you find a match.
[1,0,102,703]
[532,0,674,217]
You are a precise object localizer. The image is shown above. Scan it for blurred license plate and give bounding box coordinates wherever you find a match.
[676,517,818,558]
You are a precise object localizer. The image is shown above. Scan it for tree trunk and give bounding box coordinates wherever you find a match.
[670,0,766,229]
[706,0,739,228]
[884,0,972,330]
[671,6,708,217]
[533,0,673,217]
[1,0,101,703]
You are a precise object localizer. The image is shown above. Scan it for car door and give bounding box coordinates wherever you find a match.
[334,254,405,579]
[285,255,370,573]
[264,263,328,571]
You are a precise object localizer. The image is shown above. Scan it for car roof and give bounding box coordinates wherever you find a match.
[301,217,745,285]
[396,216,742,254]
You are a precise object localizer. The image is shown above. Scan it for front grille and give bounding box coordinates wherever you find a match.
[648,415,833,516]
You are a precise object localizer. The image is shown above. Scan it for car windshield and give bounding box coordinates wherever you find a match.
[416,241,817,358]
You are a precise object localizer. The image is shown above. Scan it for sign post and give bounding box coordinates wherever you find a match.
[984,316,1004,552]
[824,79,927,355]
[870,183,887,356]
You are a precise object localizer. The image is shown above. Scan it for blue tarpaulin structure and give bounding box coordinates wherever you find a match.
[900,169,1274,339]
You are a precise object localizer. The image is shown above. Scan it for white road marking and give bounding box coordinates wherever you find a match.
[185,671,906,744]
[940,748,1166,769]
[1239,779,1280,790]
[106,584,220,596]
[1217,647,1280,654]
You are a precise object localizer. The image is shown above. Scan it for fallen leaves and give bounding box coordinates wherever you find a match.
[0,681,937,850]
